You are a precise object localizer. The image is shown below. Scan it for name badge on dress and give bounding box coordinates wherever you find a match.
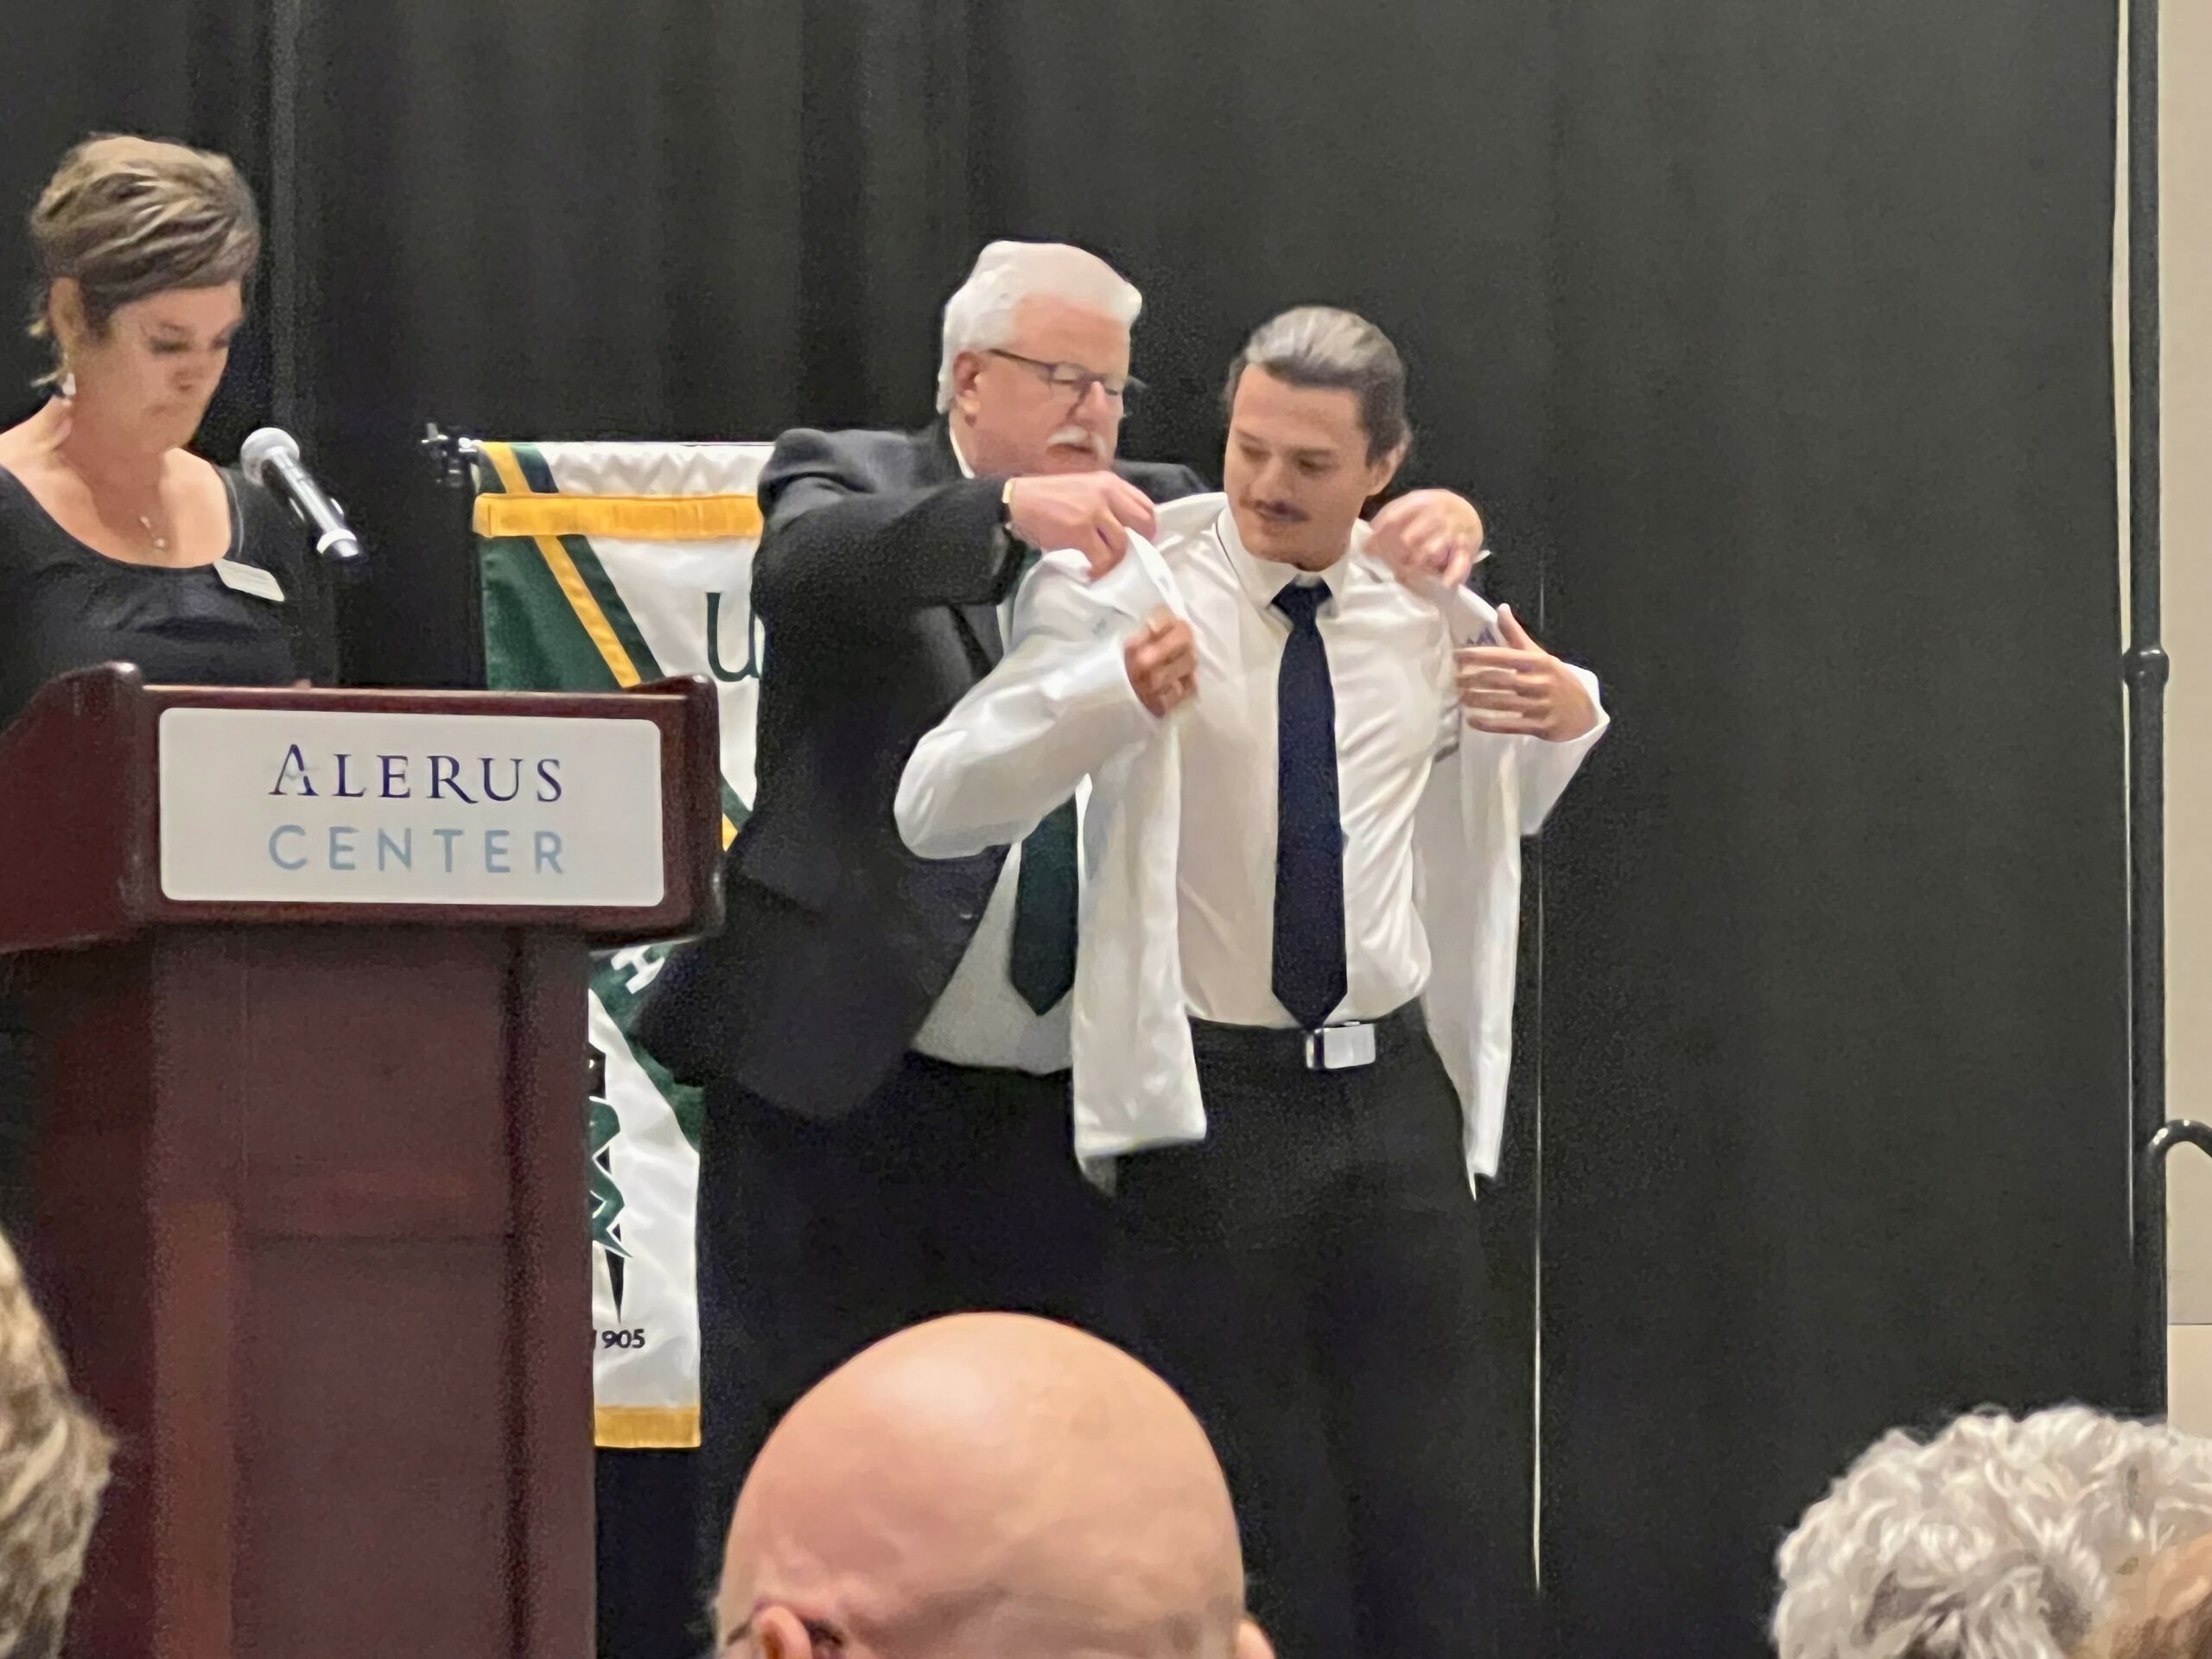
[210,559,285,603]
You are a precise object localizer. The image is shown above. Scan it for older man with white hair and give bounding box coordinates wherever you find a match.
[1775,1405,2212,1659]
[640,240,1205,1567]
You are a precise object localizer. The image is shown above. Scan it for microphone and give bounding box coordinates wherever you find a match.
[240,428,366,569]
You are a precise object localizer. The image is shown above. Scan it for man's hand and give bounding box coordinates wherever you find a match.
[1123,607,1198,718]
[1368,489,1485,590]
[1456,605,1599,741]
[1006,473,1160,577]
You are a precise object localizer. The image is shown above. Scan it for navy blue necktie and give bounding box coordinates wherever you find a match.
[1271,582,1348,1030]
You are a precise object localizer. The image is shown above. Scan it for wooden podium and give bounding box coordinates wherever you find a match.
[0,666,723,1659]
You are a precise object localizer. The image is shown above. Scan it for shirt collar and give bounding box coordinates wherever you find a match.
[1213,503,1362,612]
[947,423,977,481]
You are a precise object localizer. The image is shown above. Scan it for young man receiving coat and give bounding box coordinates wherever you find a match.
[894,306,1607,1658]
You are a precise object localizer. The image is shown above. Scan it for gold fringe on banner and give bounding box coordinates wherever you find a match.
[593,1404,702,1450]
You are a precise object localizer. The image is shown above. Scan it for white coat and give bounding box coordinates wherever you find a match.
[895,494,1607,1192]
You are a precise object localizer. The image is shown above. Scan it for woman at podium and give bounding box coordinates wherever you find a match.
[0,135,339,1227]
[0,135,338,729]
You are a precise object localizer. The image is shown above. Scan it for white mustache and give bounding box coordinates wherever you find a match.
[1046,426,1104,458]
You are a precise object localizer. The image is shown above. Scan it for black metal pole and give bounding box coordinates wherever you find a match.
[268,0,302,436]
[423,425,490,688]
[2126,0,2171,1414]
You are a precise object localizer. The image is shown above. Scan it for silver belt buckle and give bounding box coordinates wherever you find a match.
[1303,1022,1377,1072]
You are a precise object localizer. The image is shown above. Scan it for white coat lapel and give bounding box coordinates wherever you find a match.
[1064,524,1207,1166]
[1408,573,1524,1190]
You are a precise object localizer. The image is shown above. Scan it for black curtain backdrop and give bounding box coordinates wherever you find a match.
[1539,0,2132,1650]
[2,2,2129,1656]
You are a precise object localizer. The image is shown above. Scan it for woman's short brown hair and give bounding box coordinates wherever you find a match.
[27,135,261,380]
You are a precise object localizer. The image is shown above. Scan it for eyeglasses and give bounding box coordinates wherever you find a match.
[986,349,1145,407]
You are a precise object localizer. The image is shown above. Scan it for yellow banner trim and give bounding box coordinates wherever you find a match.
[476,443,738,849]
[474,493,764,542]
[595,1404,702,1450]
[478,442,641,690]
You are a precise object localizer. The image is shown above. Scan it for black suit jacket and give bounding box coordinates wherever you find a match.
[636,423,1206,1119]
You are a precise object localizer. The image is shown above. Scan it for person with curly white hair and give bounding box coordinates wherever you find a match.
[1774,1406,2212,1659]
[0,1228,108,1659]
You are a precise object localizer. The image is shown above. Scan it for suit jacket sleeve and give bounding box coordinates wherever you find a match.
[749,428,1022,629]
[1153,463,1210,503]
[896,551,1163,857]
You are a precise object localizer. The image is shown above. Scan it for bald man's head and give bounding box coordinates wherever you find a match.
[717,1315,1269,1659]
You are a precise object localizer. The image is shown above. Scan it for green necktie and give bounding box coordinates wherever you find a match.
[999,541,1078,1014]
[1009,799,1079,1014]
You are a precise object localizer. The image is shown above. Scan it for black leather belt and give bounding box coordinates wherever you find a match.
[1186,1001,1426,1076]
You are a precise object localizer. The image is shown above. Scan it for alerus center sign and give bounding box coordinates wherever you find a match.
[158,707,665,906]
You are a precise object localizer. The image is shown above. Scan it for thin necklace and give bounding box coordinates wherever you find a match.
[57,426,174,558]
[135,509,171,556]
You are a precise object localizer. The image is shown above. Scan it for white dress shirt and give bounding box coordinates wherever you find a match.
[894,494,1608,1185]
[1174,508,1464,1027]
[909,431,1071,1075]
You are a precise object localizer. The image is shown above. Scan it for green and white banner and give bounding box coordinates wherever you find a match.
[474,438,772,1449]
